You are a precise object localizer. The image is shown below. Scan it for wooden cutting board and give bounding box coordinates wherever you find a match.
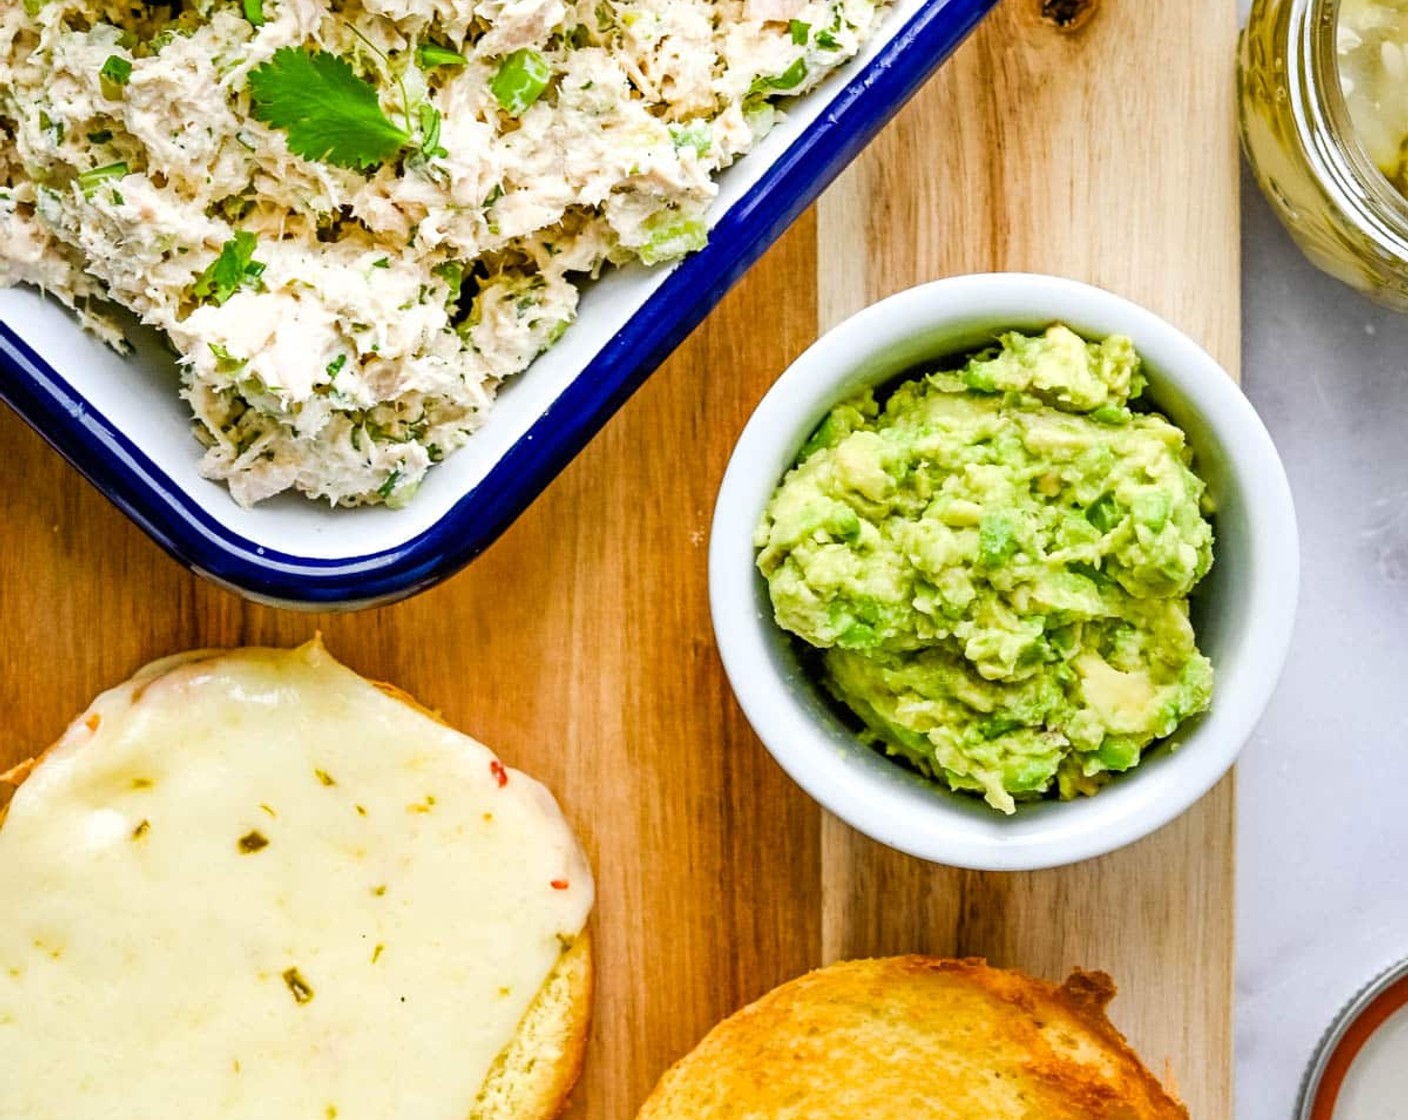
[0,1,1236,1116]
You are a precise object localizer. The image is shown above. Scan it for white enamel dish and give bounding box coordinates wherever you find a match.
[0,0,995,609]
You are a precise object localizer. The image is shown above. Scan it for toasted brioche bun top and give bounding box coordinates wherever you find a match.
[637,956,1187,1120]
[0,640,593,1120]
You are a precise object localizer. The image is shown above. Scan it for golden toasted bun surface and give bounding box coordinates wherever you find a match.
[475,930,594,1120]
[636,957,1186,1120]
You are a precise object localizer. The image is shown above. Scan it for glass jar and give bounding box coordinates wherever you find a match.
[1240,0,1408,308]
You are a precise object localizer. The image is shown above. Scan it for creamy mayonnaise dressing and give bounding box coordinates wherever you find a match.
[0,642,593,1120]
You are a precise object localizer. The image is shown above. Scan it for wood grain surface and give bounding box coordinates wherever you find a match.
[0,1,1237,1117]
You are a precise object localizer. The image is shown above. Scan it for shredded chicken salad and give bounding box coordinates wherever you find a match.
[0,0,889,507]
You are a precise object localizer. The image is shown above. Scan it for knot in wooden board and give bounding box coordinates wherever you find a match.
[1040,0,1099,31]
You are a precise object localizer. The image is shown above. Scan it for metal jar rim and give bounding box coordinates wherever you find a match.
[1296,955,1408,1120]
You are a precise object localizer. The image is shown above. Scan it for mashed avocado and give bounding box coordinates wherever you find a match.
[755,325,1214,813]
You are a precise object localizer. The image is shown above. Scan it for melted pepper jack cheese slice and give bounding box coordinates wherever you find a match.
[0,641,594,1120]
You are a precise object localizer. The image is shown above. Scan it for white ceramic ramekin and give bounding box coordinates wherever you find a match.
[709,273,1298,871]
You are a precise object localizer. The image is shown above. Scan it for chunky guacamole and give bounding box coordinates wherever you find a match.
[755,325,1214,813]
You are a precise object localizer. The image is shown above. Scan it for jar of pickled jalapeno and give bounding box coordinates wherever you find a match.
[1240,0,1408,307]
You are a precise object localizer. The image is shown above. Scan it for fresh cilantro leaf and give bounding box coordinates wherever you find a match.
[746,57,809,103]
[767,57,808,91]
[191,231,266,306]
[208,342,247,371]
[432,260,464,287]
[376,469,402,499]
[432,260,465,311]
[246,47,410,170]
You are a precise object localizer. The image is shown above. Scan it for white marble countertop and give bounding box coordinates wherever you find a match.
[1238,167,1408,1115]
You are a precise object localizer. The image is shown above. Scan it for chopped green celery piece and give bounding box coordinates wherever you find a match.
[636,209,707,266]
[743,100,777,138]
[77,161,128,196]
[100,55,132,100]
[242,0,266,27]
[669,120,711,156]
[815,29,841,49]
[385,480,420,510]
[416,41,467,69]
[491,49,551,116]
[100,56,131,84]
[789,19,811,44]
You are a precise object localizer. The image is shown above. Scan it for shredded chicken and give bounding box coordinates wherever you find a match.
[0,0,888,506]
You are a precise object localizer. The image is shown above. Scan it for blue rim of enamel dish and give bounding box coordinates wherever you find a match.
[0,0,995,609]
